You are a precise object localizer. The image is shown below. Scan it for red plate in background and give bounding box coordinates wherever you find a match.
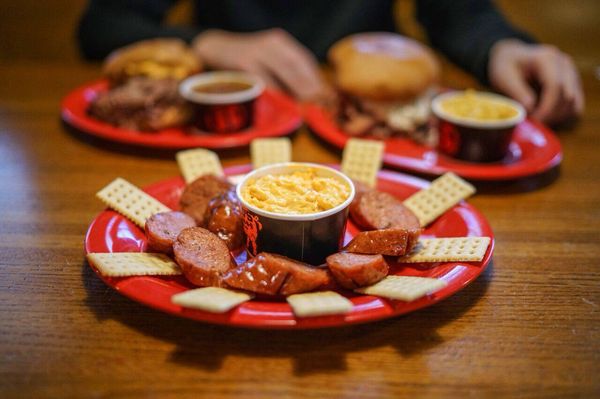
[62,80,302,149]
[304,103,562,180]
[84,165,494,329]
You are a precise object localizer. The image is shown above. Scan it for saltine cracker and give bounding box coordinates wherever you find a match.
[96,178,170,227]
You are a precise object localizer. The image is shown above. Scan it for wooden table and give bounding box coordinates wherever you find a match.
[1,1,599,398]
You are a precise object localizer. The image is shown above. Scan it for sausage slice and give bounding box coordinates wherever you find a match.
[173,227,235,287]
[145,211,197,254]
[204,189,245,250]
[223,252,331,295]
[326,252,388,289]
[350,189,421,251]
[179,175,232,225]
[350,190,421,231]
[344,228,415,256]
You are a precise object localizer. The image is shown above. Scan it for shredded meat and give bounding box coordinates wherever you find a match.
[335,93,435,144]
[88,77,191,131]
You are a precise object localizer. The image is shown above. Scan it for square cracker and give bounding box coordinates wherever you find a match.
[87,252,182,277]
[355,276,447,302]
[287,291,353,318]
[251,137,292,169]
[403,172,476,226]
[96,178,171,228]
[340,138,384,188]
[398,237,491,263]
[176,148,224,183]
[172,287,253,313]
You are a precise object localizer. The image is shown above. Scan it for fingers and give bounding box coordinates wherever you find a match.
[257,29,324,100]
[494,61,536,112]
[245,64,283,92]
[488,40,536,112]
[531,47,563,123]
[488,40,584,125]
[192,29,323,100]
[561,56,585,116]
[551,56,578,123]
[530,46,584,124]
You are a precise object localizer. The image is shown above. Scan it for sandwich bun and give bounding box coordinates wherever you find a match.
[103,38,202,85]
[328,32,439,102]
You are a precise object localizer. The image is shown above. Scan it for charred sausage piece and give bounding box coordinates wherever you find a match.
[280,261,332,296]
[350,190,421,232]
[145,211,197,254]
[179,175,232,225]
[173,227,236,287]
[326,252,389,289]
[204,189,245,250]
[350,189,421,251]
[223,252,331,296]
[223,253,287,295]
[344,228,413,256]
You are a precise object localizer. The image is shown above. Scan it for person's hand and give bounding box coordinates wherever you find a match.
[488,39,584,125]
[192,28,325,101]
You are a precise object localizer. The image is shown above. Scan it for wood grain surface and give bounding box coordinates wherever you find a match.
[0,1,599,398]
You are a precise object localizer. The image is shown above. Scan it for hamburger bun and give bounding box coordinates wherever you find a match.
[328,33,439,102]
[103,38,202,85]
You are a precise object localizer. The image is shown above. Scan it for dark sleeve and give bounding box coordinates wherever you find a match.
[77,0,200,60]
[416,0,535,84]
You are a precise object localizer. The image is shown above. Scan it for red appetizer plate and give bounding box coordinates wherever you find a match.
[304,103,562,180]
[62,80,302,149]
[84,165,494,329]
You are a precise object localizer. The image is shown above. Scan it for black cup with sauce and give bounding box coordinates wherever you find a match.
[432,91,526,162]
[179,72,265,133]
[236,163,355,265]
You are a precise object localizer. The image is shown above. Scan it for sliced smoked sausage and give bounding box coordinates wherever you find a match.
[350,189,421,251]
[326,252,388,289]
[145,211,197,254]
[223,252,331,296]
[350,190,420,231]
[173,227,235,287]
[179,175,232,225]
[344,228,414,256]
[204,189,245,250]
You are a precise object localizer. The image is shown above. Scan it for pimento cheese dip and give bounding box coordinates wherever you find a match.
[241,168,350,215]
[441,90,519,121]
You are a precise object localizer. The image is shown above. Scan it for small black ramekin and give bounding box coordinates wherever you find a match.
[432,91,525,162]
[179,71,264,133]
[236,163,355,265]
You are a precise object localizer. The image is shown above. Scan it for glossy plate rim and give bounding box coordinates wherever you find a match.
[62,79,303,150]
[303,102,562,181]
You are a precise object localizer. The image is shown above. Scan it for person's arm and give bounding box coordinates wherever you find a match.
[416,0,533,84]
[417,0,583,125]
[77,1,324,100]
[77,0,200,60]
[192,28,325,100]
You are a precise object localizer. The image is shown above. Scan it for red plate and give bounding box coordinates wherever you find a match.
[84,165,494,329]
[304,103,562,180]
[61,80,302,149]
